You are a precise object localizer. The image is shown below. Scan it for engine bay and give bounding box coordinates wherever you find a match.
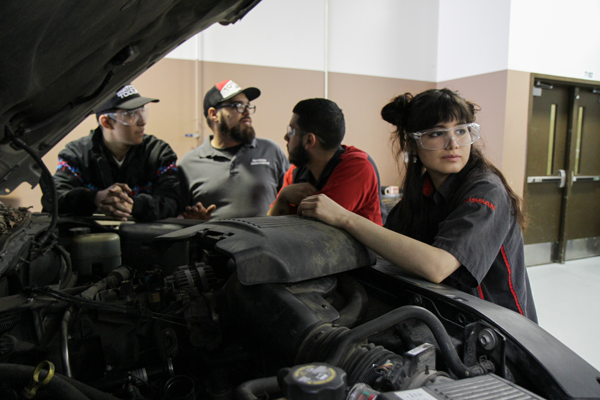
[0,207,599,400]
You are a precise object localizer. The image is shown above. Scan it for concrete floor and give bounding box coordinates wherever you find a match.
[527,256,600,372]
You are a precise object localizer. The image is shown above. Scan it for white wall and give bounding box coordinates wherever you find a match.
[167,0,440,81]
[168,0,600,83]
[168,0,326,70]
[328,0,438,81]
[437,0,511,81]
[508,0,600,81]
[200,0,327,72]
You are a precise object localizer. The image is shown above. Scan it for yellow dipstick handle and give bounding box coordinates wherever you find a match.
[22,361,55,399]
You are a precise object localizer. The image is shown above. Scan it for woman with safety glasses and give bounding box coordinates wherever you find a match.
[298,88,537,322]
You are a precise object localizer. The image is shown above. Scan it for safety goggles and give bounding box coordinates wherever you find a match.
[215,102,256,114]
[409,122,481,150]
[285,125,325,143]
[104,107,148,126]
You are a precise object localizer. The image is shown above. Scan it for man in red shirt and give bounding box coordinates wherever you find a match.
[268,98,384,225]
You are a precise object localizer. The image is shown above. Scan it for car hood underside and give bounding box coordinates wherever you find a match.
[0,0,260,193]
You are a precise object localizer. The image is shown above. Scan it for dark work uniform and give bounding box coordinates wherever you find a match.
[385,170,537,322]
[41,127,181,221]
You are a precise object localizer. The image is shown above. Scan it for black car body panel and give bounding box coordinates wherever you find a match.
[0,0,260,192]
[360,262,600,399]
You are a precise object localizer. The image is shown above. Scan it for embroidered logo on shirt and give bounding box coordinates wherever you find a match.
[57,159,83,182]
[250,158,270,166]
[157,162,178,176]
[130,182,153,196]
[464,197,495,210]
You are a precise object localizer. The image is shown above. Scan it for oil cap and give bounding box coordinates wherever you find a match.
[278,363,347,400]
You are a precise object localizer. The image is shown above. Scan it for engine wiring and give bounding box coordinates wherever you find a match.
[30,286,200,328]
[7,130,58,250]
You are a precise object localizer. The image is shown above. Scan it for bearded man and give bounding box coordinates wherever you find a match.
[179,80,289,219]
[268,98,385,225]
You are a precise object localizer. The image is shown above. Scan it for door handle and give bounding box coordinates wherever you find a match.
[527,169,566,188]
[559,169,566,188]
[572,175,600,183]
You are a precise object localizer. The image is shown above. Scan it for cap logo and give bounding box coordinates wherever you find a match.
[116,85,139,99]
[219,80,242,98]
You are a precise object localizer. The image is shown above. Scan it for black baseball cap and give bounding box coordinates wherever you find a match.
[95,84,159,116]
[203,80,260,117]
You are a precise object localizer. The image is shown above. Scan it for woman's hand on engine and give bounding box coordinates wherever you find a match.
[297,194,354,229]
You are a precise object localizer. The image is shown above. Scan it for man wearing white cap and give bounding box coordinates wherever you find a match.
[179,79,289,219]
[42,84,181,221]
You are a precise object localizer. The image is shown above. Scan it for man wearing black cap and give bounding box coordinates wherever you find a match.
[42,84,181,221]
[179,80,289,219]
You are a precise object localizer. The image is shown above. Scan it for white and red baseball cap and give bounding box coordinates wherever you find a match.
[203,80,260,116]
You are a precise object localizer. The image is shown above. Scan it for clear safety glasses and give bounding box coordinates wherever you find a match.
[216,102,256,114]
[409,122,481,150]
[105,107,148,126]
[285,125,325,143]
[285,125,301,139]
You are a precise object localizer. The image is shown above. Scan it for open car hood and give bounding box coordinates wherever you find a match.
[0,0,260,193]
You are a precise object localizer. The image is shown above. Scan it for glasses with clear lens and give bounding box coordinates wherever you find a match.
[285,125,299,139]
[285,125,326,143]
[105,107,148,126]
[217,103,256,114]
[409,122,481,150]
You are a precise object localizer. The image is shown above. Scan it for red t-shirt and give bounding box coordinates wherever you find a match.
[279,145,383,226]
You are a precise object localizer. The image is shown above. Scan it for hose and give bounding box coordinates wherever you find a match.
[343,345,400,386]
[0,313,22,334]
[80,267,131,300]
[325,305,490,379]
[235,376,280,400]
[55,244,73,290]
[334,275,369,328]
[8,133,57,248]
[61,306,74,377]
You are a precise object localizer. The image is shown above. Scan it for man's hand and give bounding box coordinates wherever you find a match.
[94,183,134,221]
[279,183,317,206]
[268,183,317,216]
[182,202,217,220]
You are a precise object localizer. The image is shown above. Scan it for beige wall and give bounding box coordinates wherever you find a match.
[3,57,531,210]
[439,70,534,197]
[328,72,433,186]
[438,70,509,170]
[503,70,532,197]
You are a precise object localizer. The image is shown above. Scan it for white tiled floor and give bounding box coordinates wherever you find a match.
[527,256,600,371]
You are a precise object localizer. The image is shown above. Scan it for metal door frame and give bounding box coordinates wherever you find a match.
[525,74,600,264]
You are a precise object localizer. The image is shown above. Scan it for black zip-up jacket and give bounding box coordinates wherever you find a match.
[42,127,181,221]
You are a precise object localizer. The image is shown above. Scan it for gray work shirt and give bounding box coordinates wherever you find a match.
[179,135,289,219]
[385,170,537,322]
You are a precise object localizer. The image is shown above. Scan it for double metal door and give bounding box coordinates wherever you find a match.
[524,77,600,265]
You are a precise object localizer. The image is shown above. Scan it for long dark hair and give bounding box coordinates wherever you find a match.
[381,89,527,240]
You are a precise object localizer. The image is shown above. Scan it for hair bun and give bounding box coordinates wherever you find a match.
[380,103,399,125]
[381,94,411,127]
